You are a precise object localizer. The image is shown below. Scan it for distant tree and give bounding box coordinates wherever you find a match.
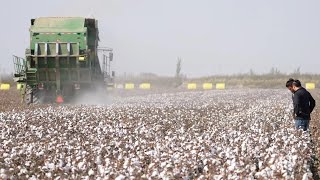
[176,58,181,78]
[270,67,274,75]
[175,57,183,87]
[249,69,255,76]
[269,67,281,75]
[293,67,301,75]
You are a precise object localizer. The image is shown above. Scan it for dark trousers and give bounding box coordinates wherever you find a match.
[295,119,310,131]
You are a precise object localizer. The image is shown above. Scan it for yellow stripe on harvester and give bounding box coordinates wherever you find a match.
[306,83,316,90]
[78,56,85,61]
[17,83,24,90]
[203,83,213,90]
[0,84,10,90]
[216,83,225,90]
[125,83,135,90]
[139,83,151,90]
[187,83,197,90]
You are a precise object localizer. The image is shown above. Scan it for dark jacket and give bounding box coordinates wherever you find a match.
[293,88,316,120]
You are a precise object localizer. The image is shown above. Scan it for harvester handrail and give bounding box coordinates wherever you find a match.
[12,55,26,75]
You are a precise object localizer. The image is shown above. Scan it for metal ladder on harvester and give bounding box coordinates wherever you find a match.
[13,56,37,102]
[13,55,27,83]
[13,55,37,84]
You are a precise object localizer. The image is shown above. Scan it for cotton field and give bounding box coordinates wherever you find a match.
[0,89,319,179]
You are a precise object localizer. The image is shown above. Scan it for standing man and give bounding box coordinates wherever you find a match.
[291,79,316,131]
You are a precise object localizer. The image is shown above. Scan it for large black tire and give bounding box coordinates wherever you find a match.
[24,86,42,105]
[32,88,40,104]
[24,85,33,105]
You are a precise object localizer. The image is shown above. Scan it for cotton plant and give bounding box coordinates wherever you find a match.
[0,89,316,179]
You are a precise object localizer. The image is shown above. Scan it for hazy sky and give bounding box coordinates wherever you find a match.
[1,0,320,77]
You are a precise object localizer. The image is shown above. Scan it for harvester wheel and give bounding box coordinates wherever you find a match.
[24,86,42,105]
[32,88,40,104]
[24,86,33,105]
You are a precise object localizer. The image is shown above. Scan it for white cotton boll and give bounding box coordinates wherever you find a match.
[78,161,85,170]
[302,172,312,180]
[249,164,256,172]
[172,153,180,160]
[115,174,126,180]
[258,161,264,169]
[141,174,147,179]
[82,150,87,156]
[268,157,275,165]
[25,161,31,167]
[105,158,110,166]
[292,155,298,162]
[37,151,44,156]
[117,154,123,160]
[145,150,154,156]
[82,176,89,180]
[88,169,94,176]
[254,146,260,152]
[270,164,277,171]
[123,159,129,168]
[303,163,309,171]
[96,156,102,165]
[191,150,197,155]
[180,127,185,133]
[134,141,139,147]
[161,162,167,168]
[241,143,247,152]
[159,170,169,179]
[271,154,277,158]
[131,158,140,166]
[151,170,159,177]
[203,165,209,172]
[264,167,272,177]
[228,164,235,172]
[213,175,223,179]
[186,144,192,150]
[46,163,55,171]
[97,165,105,175]
[66,161,74,170]
[218,152,224,158]
[3,153,8,158]
[19,168,28,174]
[166,163,173,169]
[0,173,8,179]
[148,163,155,169]
[128,166,135,175]
[46,172,52,178]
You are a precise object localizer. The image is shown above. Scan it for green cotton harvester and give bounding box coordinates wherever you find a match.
[13,17,114,104]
